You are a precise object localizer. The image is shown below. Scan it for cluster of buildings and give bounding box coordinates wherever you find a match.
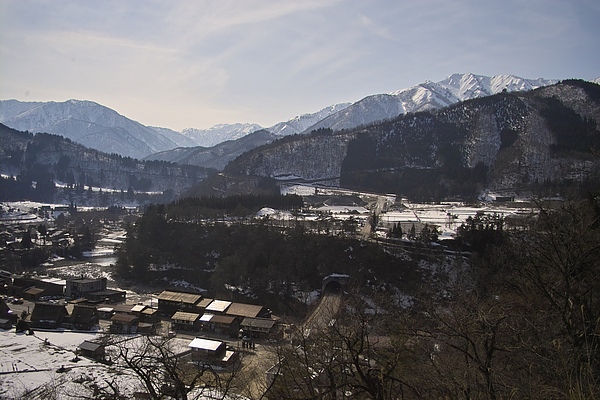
[1,273,280,368]
[158,290,278,339]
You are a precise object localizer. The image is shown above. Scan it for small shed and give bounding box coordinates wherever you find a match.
[188,337,226,363]
[97,306,114,320]
[0,318,12,330]
[140,307,160,323]
[77,340,105,361]
[23,287,46,301]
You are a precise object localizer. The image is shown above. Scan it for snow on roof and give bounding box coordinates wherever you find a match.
[130,304,146,313]
[205,300,231,313]
[200,313,214,322]
[188,337,223,352]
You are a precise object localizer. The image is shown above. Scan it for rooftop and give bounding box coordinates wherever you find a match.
[158,290,202,305]
[205,300,231,313]
[78,340,103,352]
[172,311,200,322]
[241,317,276,330]
[226,302,265,318]
[188,337,223,352]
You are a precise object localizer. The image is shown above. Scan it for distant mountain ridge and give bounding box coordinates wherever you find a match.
[180,123,263,147]
[0,99,188,159]
[300,73,559,134]
[0,74,587,167]
[144,130,278,171]
[222,80,600,200]
[148,74,566,170]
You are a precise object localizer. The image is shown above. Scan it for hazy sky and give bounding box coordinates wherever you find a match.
[1,0,599,131]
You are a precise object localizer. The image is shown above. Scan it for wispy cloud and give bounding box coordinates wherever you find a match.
[1,0,599,130]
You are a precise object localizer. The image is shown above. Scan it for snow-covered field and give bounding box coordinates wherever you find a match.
[0,329,139,399]
[282,184,529,239]
[0,329,225,399]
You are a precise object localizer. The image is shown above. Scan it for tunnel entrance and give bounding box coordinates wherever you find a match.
[321,273,350,294]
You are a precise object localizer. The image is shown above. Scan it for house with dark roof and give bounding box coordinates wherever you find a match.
[68,305,99,330]
[210,314,238,337]
[240,317,278,339]
[110,313,139,333]
[86,289,126,304]
[226,302,269,319]
[157,290,203,315]
[77,340,105,361]
[30,302,68,329]
[140,307,160,324]
[171,311,201,332]
[66,278,107,298]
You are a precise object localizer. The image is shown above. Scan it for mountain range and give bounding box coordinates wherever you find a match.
[1,73,564,164]
[2,74,600,203]
[217,79,600,200]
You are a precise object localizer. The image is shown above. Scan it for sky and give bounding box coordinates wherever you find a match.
[1,0,599,131]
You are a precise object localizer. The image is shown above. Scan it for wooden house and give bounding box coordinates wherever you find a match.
[110,313,139,333]
[171,311,201,332]
[77,340,105,361]
[157,291,203,316]
[188,337,226,362]
[240,317,277,339]
[140,307,160,324]
[69,305,99,330]
[226,303,269,319]
[205,300,231,314]
[30,302,68,329]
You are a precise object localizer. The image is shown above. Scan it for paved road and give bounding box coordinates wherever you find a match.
[302,290,342,338]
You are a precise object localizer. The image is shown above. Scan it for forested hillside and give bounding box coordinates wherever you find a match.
[226,80,600,201]
[115,195,429,315]
[0,124,215,204]
[116,193,600,399]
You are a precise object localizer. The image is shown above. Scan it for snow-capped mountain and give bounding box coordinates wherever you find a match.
[267,103,352,136]
[0,99,189,159]
[0,74,569,163]
[181,123,263,147]
[301,73,559,134]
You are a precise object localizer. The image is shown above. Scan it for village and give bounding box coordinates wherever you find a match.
[0,190,534,398]
[0,272,284,399]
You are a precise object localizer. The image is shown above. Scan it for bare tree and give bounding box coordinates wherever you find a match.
[264,290,418,399]
[110,335,242,400]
